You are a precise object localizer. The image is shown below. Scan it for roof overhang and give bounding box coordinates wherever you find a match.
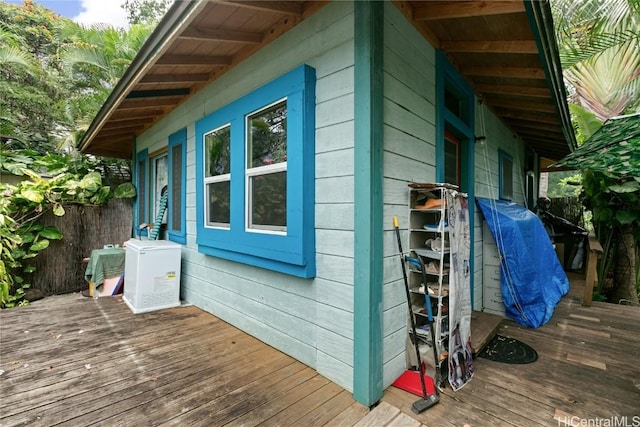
[80,0,576,162]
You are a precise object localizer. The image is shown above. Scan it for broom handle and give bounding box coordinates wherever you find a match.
[393,216,428,398]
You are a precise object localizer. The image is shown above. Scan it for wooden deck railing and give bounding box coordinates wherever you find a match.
[583,235,604,307]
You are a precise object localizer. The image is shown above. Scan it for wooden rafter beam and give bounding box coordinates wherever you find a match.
[485,98,557,113]
[179,26,262,43]
[508,119,565,132]
[156,54,232,66]
[441,40,538,54]
[414,1,525,20]
[118,96,183,110]
[476,84,550,98]
[96,126,145,137]
[497,109,559,124]
[513,128,565,140]
[101,117,154,129]
[127,88,190,99]
[219,1,303,15]
[461,65,546,79]
[139,73,210,84]
[110,109,165,120]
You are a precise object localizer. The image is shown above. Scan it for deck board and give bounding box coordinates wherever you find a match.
[1,272,638,427]
[382,274,640,426]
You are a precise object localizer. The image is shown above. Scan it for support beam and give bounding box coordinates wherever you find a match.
[101,117,154,129]
[119,97,183,110]
[220,1,303,15]
[414,1,525,20]
[139,73,210,84]
[110,109,166,120]
[485,97,557,113]
[461,65,546,79]
[475,84,550,98]
[497,109,559,124]
[179,26,262,43]
[156,54,233,66]
[353,0,383,408]
[441,40,537,54]
[127,88,191,99]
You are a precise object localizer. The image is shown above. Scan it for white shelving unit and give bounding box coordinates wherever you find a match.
[406,183,456,384]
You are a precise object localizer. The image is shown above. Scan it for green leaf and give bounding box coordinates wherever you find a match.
[89,186,110,205]
[20,233,35,244]
[114,182,136,199]
[39,227,63,240]
[615,210,637,225]
[53,204,65,216]
[609,181,640,193]
[30,239,50,251]
[23,265,36,273]
[79,172,102,192]
[20,188,44,203]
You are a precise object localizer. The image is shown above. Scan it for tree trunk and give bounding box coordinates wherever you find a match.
[610,225,639,305]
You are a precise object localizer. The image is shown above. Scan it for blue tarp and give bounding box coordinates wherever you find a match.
[477,198,569,328]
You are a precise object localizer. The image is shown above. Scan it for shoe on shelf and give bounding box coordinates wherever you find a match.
[425,237,450,252]
[425,261,449,274]
[415,198,446,210]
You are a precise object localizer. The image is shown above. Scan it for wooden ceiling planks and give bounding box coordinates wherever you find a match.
[398,0,573,159]
[82,0,572,161]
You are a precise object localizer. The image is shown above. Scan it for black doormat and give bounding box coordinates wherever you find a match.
[477,334,538,364]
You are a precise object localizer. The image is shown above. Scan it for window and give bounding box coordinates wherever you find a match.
[444,132,460,186]
[151,153,168,224]
[195,65,316,278]
[246,100,287,232]
[437,51,474,192]
[499,149,514,201]
[136,149,148,233]
[204,125,231,227]
[168,128,187,244]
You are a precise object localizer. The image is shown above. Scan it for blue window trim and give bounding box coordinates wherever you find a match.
[194,64,316,278]
[136,148,149,238]
[168,128,187,244]
[436,50,476,308]
[499,149,514,201]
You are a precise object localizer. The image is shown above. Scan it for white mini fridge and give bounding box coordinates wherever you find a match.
[124,239,182,314]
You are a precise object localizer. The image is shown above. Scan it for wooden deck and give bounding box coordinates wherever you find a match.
[1,272,638,426]
[0,295,369,426]
[381,272,640,426]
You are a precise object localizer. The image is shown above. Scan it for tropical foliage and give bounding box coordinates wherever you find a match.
[0,1,157,308]
[0,150,135,308]
[552,0,640,304]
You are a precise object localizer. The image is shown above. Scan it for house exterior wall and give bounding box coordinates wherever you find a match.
[473,105,527,309]
[380,2,530,388]
[134,1,357,391]
[381,2,437,389]
[132,0,540,397]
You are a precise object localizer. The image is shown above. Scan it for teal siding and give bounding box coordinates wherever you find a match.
[134,2,357,392]
[353,0,384,406]
[381,2,438,389]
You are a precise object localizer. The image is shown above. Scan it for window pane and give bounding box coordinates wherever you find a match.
[171,144,182,231]
[250,171,286,229]
[154,155,168,224]
[207,181,230,225]
[248,101,287,168]
[444,137,459,186]
[137,160,146,225]
[205,126,230,177]
[502,156,513,199]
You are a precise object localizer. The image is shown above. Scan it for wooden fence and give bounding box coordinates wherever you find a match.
[26,199,132,295]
